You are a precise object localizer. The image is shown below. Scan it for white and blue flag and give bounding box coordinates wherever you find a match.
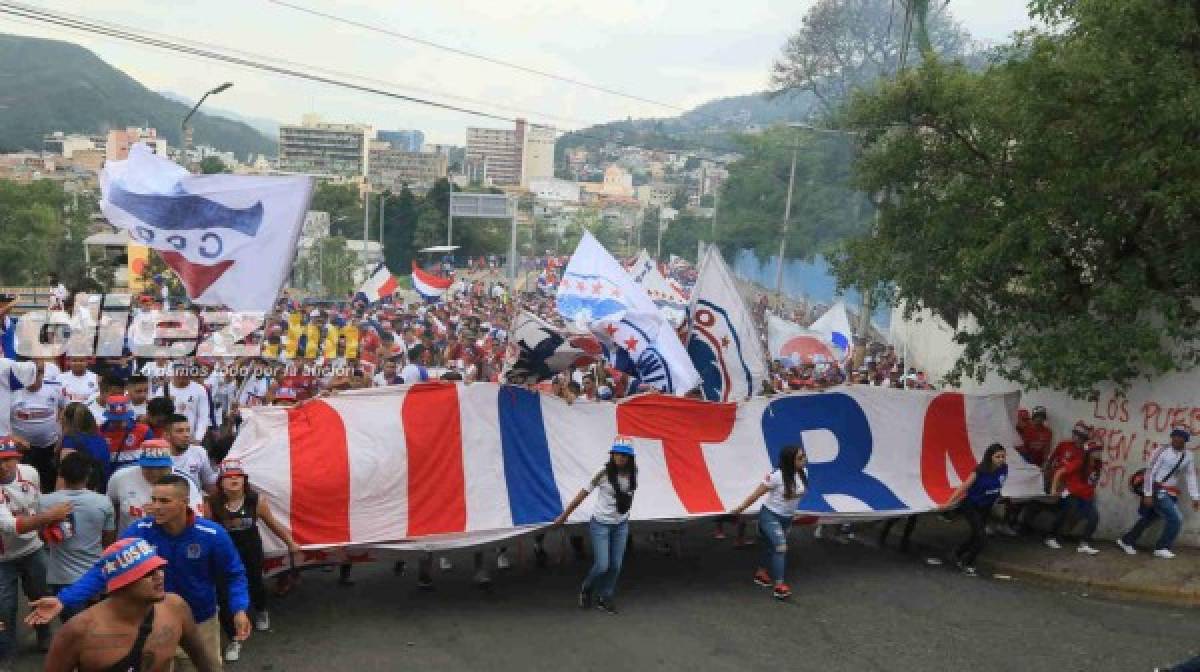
[686,245,765,401]
[557,233,699,394]
[100,144,313,311]
[809,301,855,358]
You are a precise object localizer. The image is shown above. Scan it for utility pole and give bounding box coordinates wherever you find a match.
[362,181,370,278]
[773,147,798,303]
[446,178,454,246]
[378,192,386,262]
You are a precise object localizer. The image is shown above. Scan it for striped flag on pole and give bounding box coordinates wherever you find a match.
[357,262,397,302]
[411,261,452,302]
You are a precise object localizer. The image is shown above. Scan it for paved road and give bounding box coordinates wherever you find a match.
[14,524,1200,671]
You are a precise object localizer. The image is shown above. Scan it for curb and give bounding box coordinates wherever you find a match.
[848,526,1200,608]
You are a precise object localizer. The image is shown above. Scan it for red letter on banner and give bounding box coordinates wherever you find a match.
[616,396,736,514]
[288,401,351,545]
[921,393,978,505]
[403,383,466,536]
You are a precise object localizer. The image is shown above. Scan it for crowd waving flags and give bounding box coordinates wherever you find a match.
[411,260,453,302]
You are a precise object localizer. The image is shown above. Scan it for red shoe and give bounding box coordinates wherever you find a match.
[753,569,772,587]
[773,583,792,600]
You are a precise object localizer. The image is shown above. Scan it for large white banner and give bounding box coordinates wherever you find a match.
[228,383,1039,555]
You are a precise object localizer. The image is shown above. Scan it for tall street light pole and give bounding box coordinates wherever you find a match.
[181,82,232,150]
[773,145,798,304]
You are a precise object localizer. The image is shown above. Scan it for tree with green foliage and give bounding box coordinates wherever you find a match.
[0,180,95,289]
[714,127,871,263]
[769,0,970,119]
[832,0,1200,398]
[310,182,364,238]
[198,156,228,174]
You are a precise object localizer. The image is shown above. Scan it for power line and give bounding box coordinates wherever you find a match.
[265,0,692,115]
[0,1,743,160]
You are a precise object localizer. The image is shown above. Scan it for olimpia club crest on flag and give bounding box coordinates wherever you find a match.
[686,245,765,401]
[557,232,699,394]
[411,261,452,302]
[100,143,313,312]
[357,262,397,302]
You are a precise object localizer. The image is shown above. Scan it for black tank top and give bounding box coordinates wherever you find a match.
[221,491,261,544]
[104,606,155,672]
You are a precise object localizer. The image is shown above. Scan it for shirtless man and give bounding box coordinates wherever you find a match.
[40,538,220,672]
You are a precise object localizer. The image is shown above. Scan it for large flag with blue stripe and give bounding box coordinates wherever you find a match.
[687,245,766,402]
[228,382,1040,556]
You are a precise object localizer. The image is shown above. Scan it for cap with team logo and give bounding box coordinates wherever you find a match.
[139,439,173,468]
[219,459,247,478]
[0,436,20,459]
[104,394,135,423]
[101,538,167,592]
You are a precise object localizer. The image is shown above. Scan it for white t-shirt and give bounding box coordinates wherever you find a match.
[762,469,806,517]
[57,370,99,406]
[172,445,217,493]
[372,372,398,387]
[106,466,205,532]
[10,381,65,447]
[237,375,270,408]
[0,464,43,561]
[0,358,38,437]
[401,364,427,384]
[163,382,212,442]
[140,361,170,391]
[584,469,634,525]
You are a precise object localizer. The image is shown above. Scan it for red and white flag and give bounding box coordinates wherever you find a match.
[411,261,452,302]
[357,262,397,302]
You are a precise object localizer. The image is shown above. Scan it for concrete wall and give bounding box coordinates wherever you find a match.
[892,306,1200,548]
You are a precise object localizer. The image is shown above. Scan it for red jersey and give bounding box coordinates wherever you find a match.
[1047,440,1084,476]
[101,421,154,470]
[1061,453,1102,500]
[1017,424,1054,466]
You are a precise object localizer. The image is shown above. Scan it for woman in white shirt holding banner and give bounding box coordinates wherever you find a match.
[729,444,809,601]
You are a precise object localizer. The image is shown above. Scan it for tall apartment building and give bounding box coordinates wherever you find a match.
[43,132,103,159]
[376,129,425,153]
[466,124,521,186]
[105,127,168,162]
[278,115,371,177]
[520,124,556,188]
[367,146,447,191]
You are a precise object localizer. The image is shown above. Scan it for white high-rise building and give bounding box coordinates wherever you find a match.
[278,115,372,177]
[520,124,556,188]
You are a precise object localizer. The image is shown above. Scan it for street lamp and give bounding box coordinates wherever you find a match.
[181,82,233,150]
[773,122,809,303]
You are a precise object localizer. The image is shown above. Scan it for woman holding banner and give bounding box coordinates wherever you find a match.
[728,444,809,600]
[946,443,1009,576]
[554,437,638,614]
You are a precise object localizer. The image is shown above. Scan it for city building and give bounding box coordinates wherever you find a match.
[636,183,678,208]
[278,114,371,177]
[528,177,581,204]
[43,132,103,159]
[520,124,556,188]
[105,127,168,162]
[601,164,634,197]
[466,124,521,186]
[376,129,425,153]
[367,146,447,191]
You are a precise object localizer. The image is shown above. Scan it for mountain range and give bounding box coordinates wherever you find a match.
[0,33,276,159]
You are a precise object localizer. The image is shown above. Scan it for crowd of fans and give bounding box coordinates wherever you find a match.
[0,258,1195,670]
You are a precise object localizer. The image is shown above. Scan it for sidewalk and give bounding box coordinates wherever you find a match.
[858,515,1200,607]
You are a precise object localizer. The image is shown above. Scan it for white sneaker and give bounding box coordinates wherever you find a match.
[254,610,270,631]
[1044,538,1062,550]
[438,557,453,571]
[224,641,242,662]
[1076,543,1099,555]
[496,551,511,570]
[1115,538,1137,555]
[1153,549,1176,559]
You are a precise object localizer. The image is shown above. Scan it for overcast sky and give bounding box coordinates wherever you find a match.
[3,1,1035,145]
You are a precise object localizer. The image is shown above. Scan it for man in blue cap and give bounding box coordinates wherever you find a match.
[1118,428,1200,558]
[42,538,220,671]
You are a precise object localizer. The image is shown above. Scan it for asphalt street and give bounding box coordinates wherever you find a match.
[14,524,1200,672]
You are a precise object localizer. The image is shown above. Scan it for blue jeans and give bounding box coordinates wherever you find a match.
[0,549,49,663]
[757,507,793,584]
[1166,654,1200,672]
[582,519,628,600]
[1049,495,1099,542]
[1122,491,1183,550]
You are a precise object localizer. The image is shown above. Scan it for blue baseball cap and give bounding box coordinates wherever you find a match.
[139,440,173,468]
[101,538,167,592]
[610,436,635,457]
[1170,428,1190,442]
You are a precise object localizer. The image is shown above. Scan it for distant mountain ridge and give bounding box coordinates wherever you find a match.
[0,33,276,159]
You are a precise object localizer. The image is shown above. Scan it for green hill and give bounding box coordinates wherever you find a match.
[0,33,276,160]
